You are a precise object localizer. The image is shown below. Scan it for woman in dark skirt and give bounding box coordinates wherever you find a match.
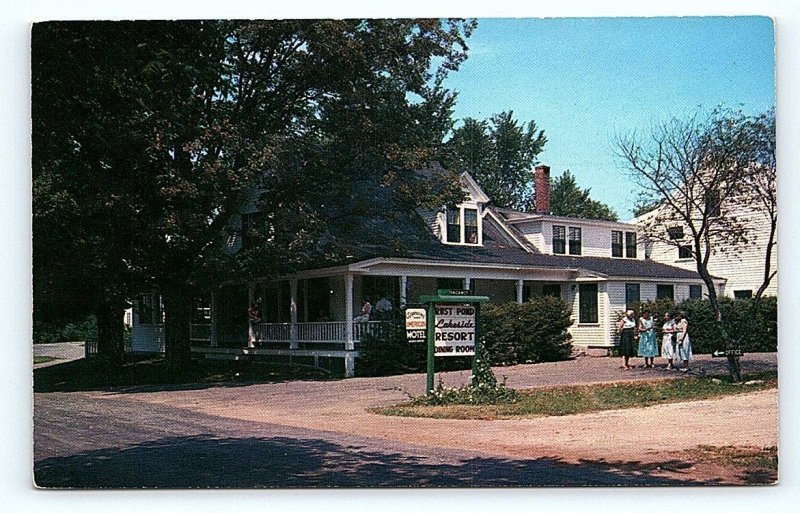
[617,309,637,369]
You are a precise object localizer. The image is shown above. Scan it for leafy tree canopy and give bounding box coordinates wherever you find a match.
[442,111,546,210]
[32,19,476,366]
[549,170,619,221]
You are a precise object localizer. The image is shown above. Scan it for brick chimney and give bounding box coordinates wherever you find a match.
[534,164,551,214]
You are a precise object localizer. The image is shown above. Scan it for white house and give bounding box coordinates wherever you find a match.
[131,164,718,376]
[633,189,776,299]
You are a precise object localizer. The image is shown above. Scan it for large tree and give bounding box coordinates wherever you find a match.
[32,19,475,369]
[443,111,546,210]
[549,170,618,221]
[616,109,775,321]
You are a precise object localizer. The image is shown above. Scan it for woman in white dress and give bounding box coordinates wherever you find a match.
[661,312,677,370]
[674,311,693,372]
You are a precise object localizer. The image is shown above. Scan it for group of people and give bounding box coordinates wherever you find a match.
[617,310,692,371]
[354,297,393,322]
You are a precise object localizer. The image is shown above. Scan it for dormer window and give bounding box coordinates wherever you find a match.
[443,206,481,245]
[464,209,478,243]
[446,210,460,243]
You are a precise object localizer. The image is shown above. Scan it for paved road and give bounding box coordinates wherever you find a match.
[33,342,85,368]
[33,353,778,488]
[34,391,737,488]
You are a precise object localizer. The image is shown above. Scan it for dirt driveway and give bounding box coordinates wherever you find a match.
[80,353,777,485]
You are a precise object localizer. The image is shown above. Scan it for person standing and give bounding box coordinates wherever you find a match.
[247,302,260,348]
[674,311,693,372]
[617,309,637,369]
[661,312,678,370]
[374,296,393,320]
[637,310,658,367]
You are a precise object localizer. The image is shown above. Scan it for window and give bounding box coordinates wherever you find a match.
[446,209,460,243]
[464,208,479,244]
[138,295,154,324]
[667,226,684,240]
[611,231,623,257]
[542,284,562,298]
[625,283,640,308]
[689,285,703,299]
[552,225,566,254]
[623,231,637,258]
[678,245,692,259]
[445,207,480,245]
[705,189,721,217]
[578,283,598,323]
[734,290,753,299]
[656,284,674,300]
[569,227,582,255]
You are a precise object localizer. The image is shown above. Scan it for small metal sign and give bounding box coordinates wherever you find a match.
[712,349,744,357]
[405,307,427,344]
[438,288,470,296]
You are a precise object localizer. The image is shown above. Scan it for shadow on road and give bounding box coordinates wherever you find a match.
[33,357,335,394]
[34,433,747,488]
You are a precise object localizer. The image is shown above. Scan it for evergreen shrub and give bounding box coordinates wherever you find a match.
[355,321,426,377]
[33,315,98,344]
[625,296,777,354]
[481,296,573,365]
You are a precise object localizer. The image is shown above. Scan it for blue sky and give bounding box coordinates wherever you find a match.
[443,17,775,219]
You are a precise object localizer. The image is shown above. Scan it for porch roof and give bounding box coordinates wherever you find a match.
[351,245,716,281]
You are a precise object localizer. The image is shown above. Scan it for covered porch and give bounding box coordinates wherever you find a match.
[182,258,583,376]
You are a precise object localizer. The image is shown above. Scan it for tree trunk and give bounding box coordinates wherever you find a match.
[95,301,125,366]
[162,285,193,372]
[755,221,777,300]
[696,264,722,321]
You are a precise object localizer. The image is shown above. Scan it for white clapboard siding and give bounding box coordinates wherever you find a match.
[567,282,611,347]
[643,204,777,297]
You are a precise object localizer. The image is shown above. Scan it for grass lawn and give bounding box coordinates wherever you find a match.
[33,356,59,365]
[687,445,778,473]
[34,355,334,392]
[373,371,777,420]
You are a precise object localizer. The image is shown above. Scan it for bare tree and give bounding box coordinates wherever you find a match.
[616,110,765,320]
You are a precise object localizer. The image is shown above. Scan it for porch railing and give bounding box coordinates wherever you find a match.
[252,320,390,343]
[187,320,392,345]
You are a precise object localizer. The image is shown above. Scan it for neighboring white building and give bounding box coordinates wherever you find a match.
[131,164,718,376]
[633,191,776,299]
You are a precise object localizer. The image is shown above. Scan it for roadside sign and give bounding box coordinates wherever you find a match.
[405,307,427,344]
[420,290,489,394]
[433,304,476,356]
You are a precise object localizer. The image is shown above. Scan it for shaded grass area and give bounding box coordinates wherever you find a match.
[683,445,777,484]
[34,355,334,393]
[34,356,59,365]
[373,371,777,420]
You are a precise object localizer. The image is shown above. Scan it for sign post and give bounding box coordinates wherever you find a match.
[419,289,490,394]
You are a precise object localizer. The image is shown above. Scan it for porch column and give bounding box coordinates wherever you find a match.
[516,279,524,304]
[290,278,298,349]
[399,275,408,308]
[210,289,218,347]
[303,279,309,323]
[463,277,471,292]
[248,285,255,306]
[345,273,354,350]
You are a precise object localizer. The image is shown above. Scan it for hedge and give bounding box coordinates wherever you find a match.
[33,316,98,344]
[625,296,777,354]
[481,296,574,365]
